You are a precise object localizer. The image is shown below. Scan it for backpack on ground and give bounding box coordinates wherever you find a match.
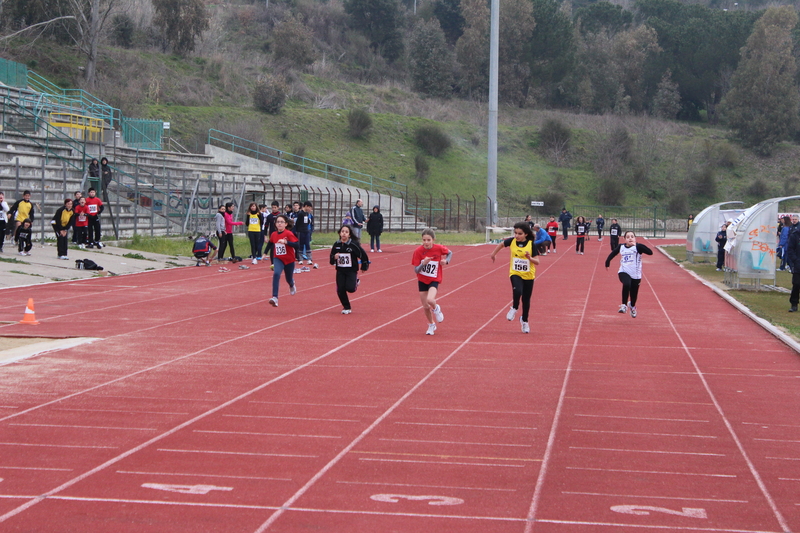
[76,258,103,271]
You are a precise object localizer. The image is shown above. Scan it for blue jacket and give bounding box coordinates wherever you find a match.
[779,226,790,248]
[558,211,572,228]
[534,227,551,246]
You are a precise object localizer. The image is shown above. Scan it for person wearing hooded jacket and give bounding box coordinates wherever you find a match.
[366,205,384,252]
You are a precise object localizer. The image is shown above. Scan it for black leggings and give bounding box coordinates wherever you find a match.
[575,237,585,253]
[219,233,235,259]
[619,272,641,306]
[336,269,359,310]
[510,276,534,322]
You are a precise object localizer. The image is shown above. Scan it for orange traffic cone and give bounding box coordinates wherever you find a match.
[19,298,39,325]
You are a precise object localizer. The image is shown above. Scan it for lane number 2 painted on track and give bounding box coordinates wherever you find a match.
[142,483,233,495]
[611,505,707,519]
[371,494,464,506]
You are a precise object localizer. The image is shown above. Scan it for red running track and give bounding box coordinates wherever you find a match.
[0,238,799,532]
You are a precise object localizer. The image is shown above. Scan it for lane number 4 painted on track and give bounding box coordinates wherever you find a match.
[142,483,233,495]
[371,494,464,506]
[611,505,707,519]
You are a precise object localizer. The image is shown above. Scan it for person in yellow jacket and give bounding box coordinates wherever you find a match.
[490,222,540,333]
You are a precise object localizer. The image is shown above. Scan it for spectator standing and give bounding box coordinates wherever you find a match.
[100,157,113,191]
[294,201,317,268]
[223,202,242,259]
[687,214,694,231]
[351,199,366,238]
[88,158,100,179]
[558,208,572,240]
[366,205,384,252]
[596,214,605,241]
[263,201,281,260]
[51,198,75,260]
[0,191,8,252]
[608,218,622,250]
[84,187,104,248]
[545,215,559,253]
[778,216,791,271]
[73,197,89,248]
[245,202,264,264]
[215,205,227,262]
[71,191,83,244]
[715,222,728,271]
[9,190,35,232]
[788,218,800,312]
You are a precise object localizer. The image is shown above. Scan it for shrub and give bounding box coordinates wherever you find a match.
[690,166,716,198]
[539,119,571,152]
[747,178,770,199]
[111,14,135,48]
[597,177,625,205]
[667,194,687,216]
[415,154,430,182]
[348,108,372,138]
[415,125,451,157]
[541,190,565,213]
[253,75,288,114]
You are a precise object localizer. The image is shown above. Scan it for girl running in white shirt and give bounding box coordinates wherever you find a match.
[605,231,653,317]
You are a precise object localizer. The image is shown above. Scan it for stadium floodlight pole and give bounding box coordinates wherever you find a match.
[487,0,499,228]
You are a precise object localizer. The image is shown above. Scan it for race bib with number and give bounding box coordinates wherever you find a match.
[419,260,439,278]
[78,214,86,222]
[513,257,530,272]
[88,204,98,214]
[274,243,287,256]
[611,228,618,236]
[337,254,352,267]
[621,254,634,263]
[249,216,259,225]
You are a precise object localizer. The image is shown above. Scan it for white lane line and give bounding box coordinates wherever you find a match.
[567,396,713,406]
[562,491,748,503]
[575,413,710,423]
[646,276,792,532]
[0,406,19,409]
[378,438,532,447]
[566,467,736,478]
[51,408,189,415]
[524,250,599,533]
[572,429,717,439]
[193,430,342,439]
[116,470,291,481]
[0,442,117,449]
[87,395,217,402]
[157,449,316,458]
[221,415,360,423]
[253,268,513,533]
[766,456,800,461]
[743,422,800,428]
[410,407,541,415]
[248,401,378,409]
[0,268,418,424]
[754,438,800,443]
[358,458,525,468]
[0,273,445,525]
[778,478,800,481]
[569,446,725,457]
[0,466,73,472]
[394,422,536,430]
[537,518,779,532]
[336,480,516,492]
[9,423,156,431]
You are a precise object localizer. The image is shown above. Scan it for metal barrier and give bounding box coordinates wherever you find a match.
[121,117,163,150]
[572,205,667,238]
[208,129,407,198]
[0,58,28,88]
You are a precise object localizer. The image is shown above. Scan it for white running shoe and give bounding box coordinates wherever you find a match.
[269,297,278,307]
[370,249,374,252]
[433,305,444,323]
[78,244,85,249]
[252,258,258,265]
[378,249,383,252]
[521,319,530,334]
[553,249,557,253]
[631,306,637,318]
[618,304,627,313]
[426,323,437,335]
[506,306,517,321]
[290,283,297,295]
[313,263,319,269]
[341,309,352,314]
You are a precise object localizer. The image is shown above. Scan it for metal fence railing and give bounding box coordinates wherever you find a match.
[121,117,163,150]
[573,205,667,238]
[208,129,408,198]
[0,58,28,88]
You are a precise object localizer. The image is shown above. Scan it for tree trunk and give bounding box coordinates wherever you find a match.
[84,0,100,90]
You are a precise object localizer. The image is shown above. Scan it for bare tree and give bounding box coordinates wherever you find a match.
[63,0,118,90]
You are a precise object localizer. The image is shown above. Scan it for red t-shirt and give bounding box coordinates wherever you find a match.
[270,230,299,265]
[412,243,450,284]
[546,221,559,236]
[74,205,89,227]
[85,196,103,216]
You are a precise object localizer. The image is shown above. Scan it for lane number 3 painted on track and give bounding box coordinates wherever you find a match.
[611,505,707,519]
[371,494,464,506]
[142,483,233,495]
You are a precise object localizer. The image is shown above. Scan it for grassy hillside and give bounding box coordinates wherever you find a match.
[8,40,800,217]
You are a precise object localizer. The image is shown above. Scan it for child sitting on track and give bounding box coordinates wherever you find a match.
[329,225,370,314]
[192,234,217,266]
[411,228,452,336]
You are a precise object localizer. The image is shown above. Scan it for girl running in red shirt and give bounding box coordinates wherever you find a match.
[268,215,299,307]
[411,228,452,336]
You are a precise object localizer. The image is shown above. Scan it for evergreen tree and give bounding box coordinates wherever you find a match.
[652,68,680,119]
[721,6,800,155]
[344,0,404,62]
[432,0,464,45]
[153,0,210,56]
[455,0,489,98]
[409,19,454,97]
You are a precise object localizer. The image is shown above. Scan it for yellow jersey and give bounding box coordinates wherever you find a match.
[507,238,536,280]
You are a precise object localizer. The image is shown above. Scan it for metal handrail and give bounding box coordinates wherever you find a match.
[208,129,407,198]
[27,70,120,129]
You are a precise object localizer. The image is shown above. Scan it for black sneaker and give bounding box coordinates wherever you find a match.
[790,306,798,312]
